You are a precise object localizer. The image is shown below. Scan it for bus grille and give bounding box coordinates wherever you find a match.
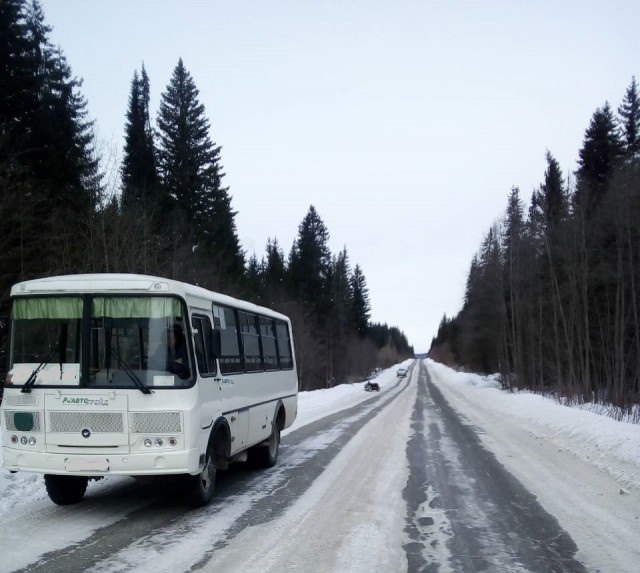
[4,394,38,406]
[5,411,42,432]
[50,411,124,433]
[130,412,181,433]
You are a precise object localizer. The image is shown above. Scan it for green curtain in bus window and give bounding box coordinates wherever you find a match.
[12,297,83,319]
[92,297,183,318]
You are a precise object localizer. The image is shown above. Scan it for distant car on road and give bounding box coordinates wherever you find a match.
[397,366,408,378]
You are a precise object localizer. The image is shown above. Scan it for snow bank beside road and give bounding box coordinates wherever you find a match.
[427,359,640,488]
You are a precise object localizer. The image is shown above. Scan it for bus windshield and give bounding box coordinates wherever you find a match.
[8,295,193,389]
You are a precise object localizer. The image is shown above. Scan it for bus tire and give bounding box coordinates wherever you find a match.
[184,443,216,507]
[44,474,88,505]
[248,422,280,469]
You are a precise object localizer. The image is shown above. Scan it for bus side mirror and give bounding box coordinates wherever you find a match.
[211,329,221,359]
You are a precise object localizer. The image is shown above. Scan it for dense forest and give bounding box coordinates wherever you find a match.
[0,0,413,391]
[430,78,640,414]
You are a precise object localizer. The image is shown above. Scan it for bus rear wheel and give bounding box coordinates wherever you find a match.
[44,474,88,505]
[184,444,216,507]
[248,423,280,469]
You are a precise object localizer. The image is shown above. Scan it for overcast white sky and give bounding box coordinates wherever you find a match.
[40,0,640,353]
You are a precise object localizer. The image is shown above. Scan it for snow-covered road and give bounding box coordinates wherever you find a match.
[201,365,414,572]
[428,360,640,573]
[0,359,639,572]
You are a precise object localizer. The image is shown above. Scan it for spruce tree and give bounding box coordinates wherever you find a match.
[0,0,33,146]
[327,248,353,379]
[156,58,212,222]
[575,103,623,216]
[502,187,527,382]
[460,228,505,373]
[540,151,568,231]
[0,0,31,299]
[198,175,245,286]
[263,238,287,304]
[618,77,640,159]
[350,264,371,335]
[116,65,164,273]
[245,253,263,303]
[0,0,100,300]
[331,248,353,325]
[156,58,244,287]
[25,2,100,212]
[503,187,525,264]
[288,205,331,313]
[121,65,158,211]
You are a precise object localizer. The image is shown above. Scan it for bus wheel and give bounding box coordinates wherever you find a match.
[44,474,88,505]
[248,423,280,469]
[184,444,216,507]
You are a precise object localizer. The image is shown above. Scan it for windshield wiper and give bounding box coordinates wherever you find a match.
[21,343,60,393]
[108,345,152,395]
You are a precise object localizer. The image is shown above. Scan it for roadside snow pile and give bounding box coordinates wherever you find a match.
[427,359,640,489]
[566,401,640,424]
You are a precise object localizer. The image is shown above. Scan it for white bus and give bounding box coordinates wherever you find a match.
[0,274,298,506]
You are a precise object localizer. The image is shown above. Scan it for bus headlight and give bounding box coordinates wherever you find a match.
[144,439,153,448]
[10,435,18,444]
[20,436,28,445]
[28,437,36,446]
[154,438,164,447]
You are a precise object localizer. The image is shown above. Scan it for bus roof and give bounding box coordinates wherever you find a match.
[10,274,290,322]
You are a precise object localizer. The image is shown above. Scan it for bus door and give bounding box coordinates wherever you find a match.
[191,315,220,428]
[211,305,249,451]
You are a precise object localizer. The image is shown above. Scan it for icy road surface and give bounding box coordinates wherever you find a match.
[0,360,639,572]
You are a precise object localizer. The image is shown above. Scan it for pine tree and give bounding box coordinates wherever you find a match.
[618,77,640,159]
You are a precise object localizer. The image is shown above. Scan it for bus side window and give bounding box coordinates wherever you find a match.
[238,311,263,372]
[213,305,243,375]
[275,320,293,369]
[260,317,278,371]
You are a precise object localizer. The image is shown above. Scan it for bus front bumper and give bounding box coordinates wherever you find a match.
[2,446,202,476]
